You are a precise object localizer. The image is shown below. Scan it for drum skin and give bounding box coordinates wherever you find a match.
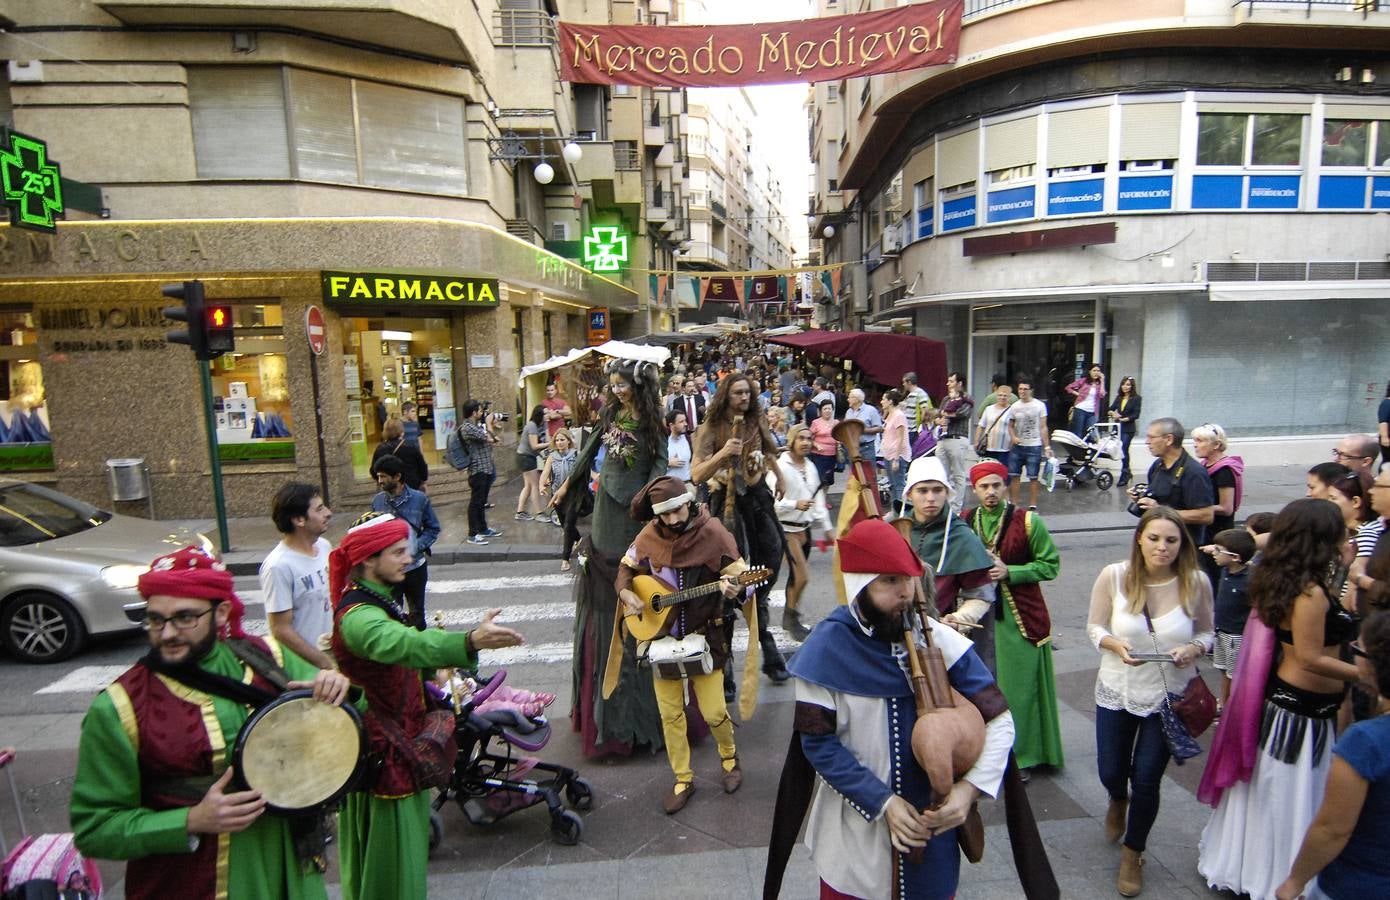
[233,689,366,814]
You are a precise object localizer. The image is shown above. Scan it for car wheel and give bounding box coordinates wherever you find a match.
[1,592,87,663]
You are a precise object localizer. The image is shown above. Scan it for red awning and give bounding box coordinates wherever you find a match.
[764,330,947,401]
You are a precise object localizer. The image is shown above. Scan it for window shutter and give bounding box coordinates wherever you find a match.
[1047,106,1110,169]
[188,67,290,179]
[355,80,468,195]
[902,142,935,193]
[984,116,1037,172]
[1119,102,1181,161]
[1324,104,1389,121]
[287,68,358,183]
[937,129,979,189]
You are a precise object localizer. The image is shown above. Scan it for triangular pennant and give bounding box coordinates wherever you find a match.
[820,270,833,299]
[829,267,843,296]
[656,274,669,308]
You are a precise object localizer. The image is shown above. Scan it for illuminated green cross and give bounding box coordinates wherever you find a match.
[582,225,629,273]
[0,130,64,233]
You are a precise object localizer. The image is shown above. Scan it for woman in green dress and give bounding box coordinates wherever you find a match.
[551,357,668,758]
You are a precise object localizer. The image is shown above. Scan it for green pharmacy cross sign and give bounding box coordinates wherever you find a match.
[0,130,64,233]
[582,225,629,273]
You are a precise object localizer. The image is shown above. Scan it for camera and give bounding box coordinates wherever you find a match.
[1126,483,1155,518]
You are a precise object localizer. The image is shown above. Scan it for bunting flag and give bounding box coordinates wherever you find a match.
[648,273,659,304]
[656,274,669,308]
[703,276,741,305]
[820,270,833,299]
[830,267,843,296]
[747,275,783,303]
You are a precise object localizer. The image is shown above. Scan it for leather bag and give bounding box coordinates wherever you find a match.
[645,634,714,680]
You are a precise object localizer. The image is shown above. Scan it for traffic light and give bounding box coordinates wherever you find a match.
[163,280,208,359]
[205,303,235,356]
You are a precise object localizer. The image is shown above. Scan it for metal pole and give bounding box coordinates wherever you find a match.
[308,352,331,507]
[198,358,232,553]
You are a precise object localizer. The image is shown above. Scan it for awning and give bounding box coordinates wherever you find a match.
[516,340,669,388]
[763,330,948,400]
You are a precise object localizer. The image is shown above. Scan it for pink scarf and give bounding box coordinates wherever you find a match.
[1197,608,1274,807]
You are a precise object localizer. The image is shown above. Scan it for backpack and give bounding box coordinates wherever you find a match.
[445,427,472,471]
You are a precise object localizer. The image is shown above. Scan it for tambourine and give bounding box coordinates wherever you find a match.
[232,690,366,815]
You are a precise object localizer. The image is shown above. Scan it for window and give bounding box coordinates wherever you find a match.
[1322,119,1389,168]
[1196,112,1303,167]
[0,310,50,472]
[988,164,1035,185]
[914,177,934,239]
[211,304,295,461]
[827,84,839,103]
[828,178,839,192]
[689,133,707,155]
[188,66,469,195]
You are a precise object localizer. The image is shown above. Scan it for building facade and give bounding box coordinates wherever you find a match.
[0,0,704,516]
[810,0,1390,451]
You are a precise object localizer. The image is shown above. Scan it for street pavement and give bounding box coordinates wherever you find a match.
[0,465,1312,898]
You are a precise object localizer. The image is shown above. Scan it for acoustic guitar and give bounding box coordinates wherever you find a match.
[625,567,773,642]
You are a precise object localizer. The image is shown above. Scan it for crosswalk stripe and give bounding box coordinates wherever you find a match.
[36,666,129,694]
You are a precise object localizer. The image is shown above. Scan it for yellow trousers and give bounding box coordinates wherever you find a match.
[651,671,737,785]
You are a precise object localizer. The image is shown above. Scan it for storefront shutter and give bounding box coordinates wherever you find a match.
[1047,106,1111,169]
[287,69,358,184]
[188,67,290,179]
[1119,102,1181,162]
[354,80,468,195]
[937,128,980,190]
[984,116,1038,172]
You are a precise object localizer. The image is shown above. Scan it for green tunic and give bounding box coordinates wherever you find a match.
[70,640,327,900]
[971,504,1065,769]
[335,596,475,900]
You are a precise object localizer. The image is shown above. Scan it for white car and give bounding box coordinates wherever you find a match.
[0,479,214,663]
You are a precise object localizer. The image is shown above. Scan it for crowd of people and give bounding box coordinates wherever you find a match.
[60,329,1390,900]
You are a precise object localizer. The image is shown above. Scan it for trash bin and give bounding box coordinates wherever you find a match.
[106,458,150,502]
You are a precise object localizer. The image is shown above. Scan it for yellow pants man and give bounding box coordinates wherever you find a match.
[651,670,740,813]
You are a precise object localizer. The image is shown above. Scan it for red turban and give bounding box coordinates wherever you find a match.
[329,514,410,603]
[138,545,246,639]
[969,460,1009,486]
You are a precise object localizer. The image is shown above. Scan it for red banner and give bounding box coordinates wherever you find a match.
[560,1,962,88]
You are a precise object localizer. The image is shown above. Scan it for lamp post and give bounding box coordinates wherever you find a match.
[672,241,691,332]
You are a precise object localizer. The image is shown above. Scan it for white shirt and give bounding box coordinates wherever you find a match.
[1008,398,1048,447]
[259,538,333,651]
[977,402,1014,452]
[769,453,832,534]
[666,432,692,482]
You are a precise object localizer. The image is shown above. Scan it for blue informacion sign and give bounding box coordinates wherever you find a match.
[1191,175,1243,209]
[1372,176,1390,210]
[1317,175,1367,210]
[1047,179,1105,216]
[1247,175,1300,209]
[1116,174,1173,211]
[986,185,1035,223]
[941,195,977,232]
[916,207,934,240]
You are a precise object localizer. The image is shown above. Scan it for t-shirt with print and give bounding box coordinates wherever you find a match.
[1008,399,1048,447]
[258,537,333,650]
[1316,715,1390,899]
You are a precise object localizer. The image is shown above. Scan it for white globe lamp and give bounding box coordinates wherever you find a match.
[533,162,555,184]
[562,142,584,164]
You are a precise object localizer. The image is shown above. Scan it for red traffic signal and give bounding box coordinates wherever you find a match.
[163,279,208,358]
[205,303,235,355]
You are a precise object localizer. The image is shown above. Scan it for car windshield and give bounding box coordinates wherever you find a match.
[0,483,113,547]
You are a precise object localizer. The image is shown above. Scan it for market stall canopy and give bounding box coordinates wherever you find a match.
[759,325,804,337]
[763,330,947,400]
[516,340,668,388]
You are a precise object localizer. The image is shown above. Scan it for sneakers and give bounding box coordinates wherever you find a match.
[482,528,504,538]
[514,511,534,521]
[467,535,490,545]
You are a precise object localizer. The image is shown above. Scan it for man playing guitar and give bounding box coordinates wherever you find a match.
[616,476,750,814]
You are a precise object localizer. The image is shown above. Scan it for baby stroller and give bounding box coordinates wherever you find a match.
[428,670,592,849]
[1048,422,1123,490]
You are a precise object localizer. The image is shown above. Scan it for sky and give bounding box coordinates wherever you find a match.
[692,0,814,261]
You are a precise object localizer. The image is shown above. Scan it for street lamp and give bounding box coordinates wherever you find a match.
[822,224,835,239]
[562,142,584,165]
[533,161,555,184]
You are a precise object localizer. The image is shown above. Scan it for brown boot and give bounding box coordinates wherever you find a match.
[1105,797,1128,843]
[721,760,743,794]
[662,782,694,815]
[1117,846,1144,897]
[781,608,811,642]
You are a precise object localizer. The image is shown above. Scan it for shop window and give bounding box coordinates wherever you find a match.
[939,181,978,232]
[914,178,934,239]
[988,164,1035,186]
[1322,119,1388,167]
[0,311,51,472]
[188,66,469,196]
[210,304,296,463]
[1196,112,1303,167]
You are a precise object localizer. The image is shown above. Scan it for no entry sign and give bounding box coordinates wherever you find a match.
[305,305,327,356]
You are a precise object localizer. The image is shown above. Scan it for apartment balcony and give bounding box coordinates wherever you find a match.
[647,204,670,224]
[644,123,667,146]
[505,218,542,245]
[654,144,675,169]
[95,0,475,61]
[493,8,557,46]
[711,199,727,221]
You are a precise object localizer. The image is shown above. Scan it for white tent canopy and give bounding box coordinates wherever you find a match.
[516,340,669,388]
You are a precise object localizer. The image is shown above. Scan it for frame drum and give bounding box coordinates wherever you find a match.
[232,689,365,814]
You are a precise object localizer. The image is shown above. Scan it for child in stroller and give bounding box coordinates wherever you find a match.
[1047,421,1122,490]
[426,669,592,848]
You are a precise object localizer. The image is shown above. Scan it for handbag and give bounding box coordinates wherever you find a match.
[1170,669,1217,737]
[645,634,714,680]
[1141,605,1205,763]
[369,707,458,791]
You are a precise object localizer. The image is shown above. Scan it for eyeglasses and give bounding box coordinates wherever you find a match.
[1332,449,1371,462]
[144,608,215,631]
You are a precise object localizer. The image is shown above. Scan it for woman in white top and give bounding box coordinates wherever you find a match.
[768,424,834,642]
[1087,506,1214,897]
[975,388,1014,471]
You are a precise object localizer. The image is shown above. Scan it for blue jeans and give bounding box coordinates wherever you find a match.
[886,458,908,514]
[1095,706,1172,852]
[1071,408,1097,436]
[1008,444,1043,479]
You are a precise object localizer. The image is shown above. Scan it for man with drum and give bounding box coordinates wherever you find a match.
[71,545,352,899]
[330,512,523,900]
